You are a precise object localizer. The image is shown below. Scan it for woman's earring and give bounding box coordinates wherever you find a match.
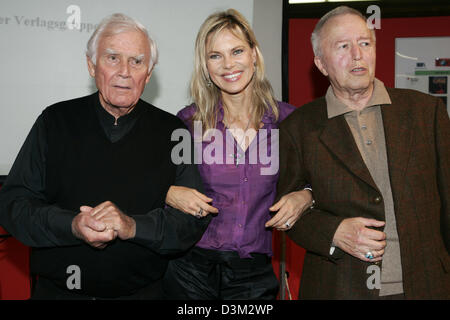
[206,77,212,87]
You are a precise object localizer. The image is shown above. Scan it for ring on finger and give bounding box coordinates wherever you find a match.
[195,208,203,219]
[365,251,374,260]
[285,221,291,229]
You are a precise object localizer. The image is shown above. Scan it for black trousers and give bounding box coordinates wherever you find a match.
[163,247,279,300]
[30,276,163,300]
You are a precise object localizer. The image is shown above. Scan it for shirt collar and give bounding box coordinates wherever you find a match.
[94,92,143,126]
[326,78,392,119]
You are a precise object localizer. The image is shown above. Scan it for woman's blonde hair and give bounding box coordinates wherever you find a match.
[190,9,278,132]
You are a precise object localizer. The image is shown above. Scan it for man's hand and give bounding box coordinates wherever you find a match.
[80,201,136,240]
[266,189,313,231]
[333,217,386,262]
[71,210,117,249]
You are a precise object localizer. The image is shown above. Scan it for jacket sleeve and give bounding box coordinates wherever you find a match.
[277,123,345,259]
[435,99,450,252]
[0,113,80,248]
[130,135,210,255]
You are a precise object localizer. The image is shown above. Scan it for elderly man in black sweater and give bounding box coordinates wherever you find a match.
[0,13,210,299]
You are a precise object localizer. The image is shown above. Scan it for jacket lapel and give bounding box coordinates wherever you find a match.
[381,94,413,206]
[319,115,378,191]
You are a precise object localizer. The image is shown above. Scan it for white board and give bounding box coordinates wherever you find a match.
[0,0,271,175]
[395,36,450,116]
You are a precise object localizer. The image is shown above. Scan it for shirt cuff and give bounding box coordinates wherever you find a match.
[301,185,315,209]
[48,209,81,245]
[329,245,336,255]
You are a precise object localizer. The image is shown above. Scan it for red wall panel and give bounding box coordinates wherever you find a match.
[0,228,30,300]
[0,183,30,300]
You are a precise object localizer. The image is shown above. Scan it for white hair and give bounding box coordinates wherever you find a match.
[86,13,158,71]
[311,6,376,57]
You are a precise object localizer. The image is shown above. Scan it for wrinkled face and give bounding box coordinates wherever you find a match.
[314,14,376,96]
[87,30,152,114]
[206,28,256,97]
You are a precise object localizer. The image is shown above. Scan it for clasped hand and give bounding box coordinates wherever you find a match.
[71,201,136,249]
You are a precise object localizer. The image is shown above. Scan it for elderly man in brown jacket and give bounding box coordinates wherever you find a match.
[278,6,450,299]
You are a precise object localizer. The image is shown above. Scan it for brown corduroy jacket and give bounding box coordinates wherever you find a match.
[278,88,450,299]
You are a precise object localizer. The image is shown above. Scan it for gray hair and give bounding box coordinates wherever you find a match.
[86,13,158,71]
[311,6,375,57]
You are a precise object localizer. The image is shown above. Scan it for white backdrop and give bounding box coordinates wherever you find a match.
[395,36,450,116]
[0,0,282,175]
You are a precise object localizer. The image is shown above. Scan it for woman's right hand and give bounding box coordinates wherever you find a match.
[165,186,219,218]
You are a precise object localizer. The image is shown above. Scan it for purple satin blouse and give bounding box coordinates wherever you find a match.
[177,101,296,258]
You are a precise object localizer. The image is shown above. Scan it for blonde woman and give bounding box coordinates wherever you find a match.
[163,9,313,299]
